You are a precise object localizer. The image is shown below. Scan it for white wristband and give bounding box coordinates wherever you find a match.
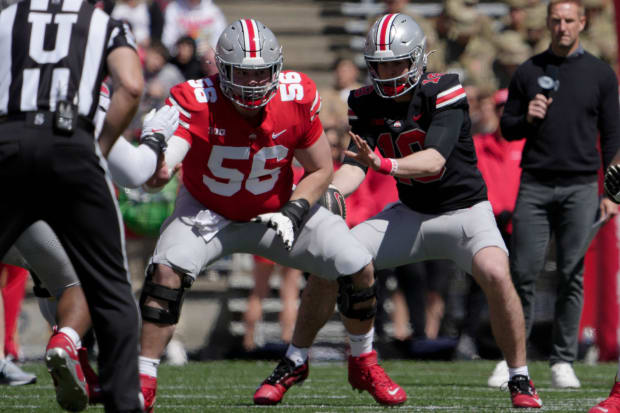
[389,158,398,176]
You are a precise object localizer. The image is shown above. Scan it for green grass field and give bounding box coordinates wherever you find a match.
[0,360,617,412]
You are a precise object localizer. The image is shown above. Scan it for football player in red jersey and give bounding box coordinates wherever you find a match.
[136,19,401,411]
[261,13,543,409]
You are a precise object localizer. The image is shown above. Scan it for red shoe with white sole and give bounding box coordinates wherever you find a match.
[589,380,620,413]
[508,374,543,408]
[348,350,406,406]
[45,331,88,412]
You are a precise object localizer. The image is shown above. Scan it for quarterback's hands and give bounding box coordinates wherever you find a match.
[251,199,310,251]
[526,94,553,124]
[345,132,381,170]
[140,106,180,154]
[604,164,620,204]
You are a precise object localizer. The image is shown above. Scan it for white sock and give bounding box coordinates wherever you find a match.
[509,366,529,379]
[59,327,81,349]
[349,328,374,357]
[285,345,308,367]
[139,356,160,378]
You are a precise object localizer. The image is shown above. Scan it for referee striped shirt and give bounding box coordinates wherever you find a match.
[0,0,137,120]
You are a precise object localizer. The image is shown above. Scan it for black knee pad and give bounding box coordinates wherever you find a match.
[336,276,377,321]
[139,266,193,325]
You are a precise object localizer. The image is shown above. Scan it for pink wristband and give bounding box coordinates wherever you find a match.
[378,157,393,175]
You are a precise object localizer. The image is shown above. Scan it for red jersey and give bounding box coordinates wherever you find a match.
[474,131,524,216]
[167,71,323,221]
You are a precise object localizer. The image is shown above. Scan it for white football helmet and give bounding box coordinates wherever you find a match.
[364,13,427,98]
[216,19,283,109]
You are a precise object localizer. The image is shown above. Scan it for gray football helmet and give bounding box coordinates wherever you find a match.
[216,19,283,109]
[364,13,427,98]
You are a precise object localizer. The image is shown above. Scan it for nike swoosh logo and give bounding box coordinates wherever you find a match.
[152,128,162,133]
[388,388,400,396]
[272,129,287,139]
[593,408,608,412]
[413,114,422,121]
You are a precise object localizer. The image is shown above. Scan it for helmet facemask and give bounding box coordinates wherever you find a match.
[366,46,425,98]
[217,57,282,109]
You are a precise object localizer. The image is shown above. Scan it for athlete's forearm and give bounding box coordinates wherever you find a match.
[99,47,144,157]
[332,164,366,197]
[163,136,190,170]
[108,137,158,188]
[292,165,332,206]
[391,148,445,179]
[292,133,334,205]
[141,136,190,193]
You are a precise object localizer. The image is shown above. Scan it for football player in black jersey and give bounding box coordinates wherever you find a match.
[257,13,543,409]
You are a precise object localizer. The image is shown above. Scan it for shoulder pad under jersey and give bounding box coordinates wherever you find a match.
[278,70,322,121]
[419,73,467,111]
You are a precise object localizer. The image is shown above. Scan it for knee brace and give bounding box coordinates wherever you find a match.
[336,276,377,321]
[139,266,194,325]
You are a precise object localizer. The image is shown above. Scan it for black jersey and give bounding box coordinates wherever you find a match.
[0,0,137,120]
[346,72,487,214]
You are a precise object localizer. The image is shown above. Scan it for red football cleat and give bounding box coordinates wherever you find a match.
[77,347,103,404]
[348,350,406,406]
[140,374,157,413]
[508,374,543,408]
[589,380,620,413]
[45,331,89,412]
[253,358,309,405]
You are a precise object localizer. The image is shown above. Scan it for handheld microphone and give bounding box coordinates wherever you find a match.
[537,65,559,98]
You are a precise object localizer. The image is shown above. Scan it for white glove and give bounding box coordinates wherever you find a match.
[251,200,310,251]
[251,212,295,251]
[140,106,179,153]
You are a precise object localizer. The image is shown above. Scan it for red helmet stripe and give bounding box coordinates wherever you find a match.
[241,19,259,58]
[377,14,397,51]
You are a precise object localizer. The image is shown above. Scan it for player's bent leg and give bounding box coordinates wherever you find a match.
[140,264,192,358]
[292,275,338,347]
[56,285,92,338]
[254,275,336,405]
[340,265,406,406]
[472,246,541,408]
[472,247,526,367]
[139,264,193,412]
[590,379,620,413]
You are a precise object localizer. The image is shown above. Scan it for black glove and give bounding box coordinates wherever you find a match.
[318,184,347,219]
[251,199,310,250]
[604,164,620,203]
